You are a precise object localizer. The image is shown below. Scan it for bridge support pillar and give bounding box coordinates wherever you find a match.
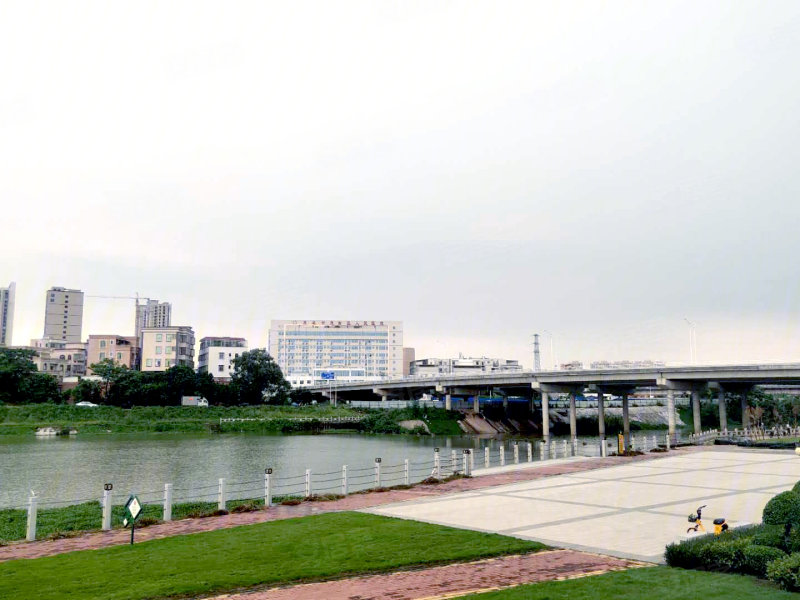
[718,389,727,433]
[692,389,702,434]
[445,394,452,411]
[741,392,749,430]
[541,392,550,446]
[569,391,577,451]
[622,393,631,450]
[473,395,479,413]
[597,391,605,440]
[667,389,676,444]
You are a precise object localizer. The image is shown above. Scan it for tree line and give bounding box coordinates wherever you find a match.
[0,347,308,407]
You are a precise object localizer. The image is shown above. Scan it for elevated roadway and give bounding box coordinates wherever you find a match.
[310,363,800,449]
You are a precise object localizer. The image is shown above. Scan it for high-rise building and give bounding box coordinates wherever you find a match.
[402,347,415,377]
[86,335,140,373]
[0,282,15,346]
[140,326,195,371]
[135,299,172,339]
[43,287,84,343]
[268,320,403,383]
[198,337,248,381]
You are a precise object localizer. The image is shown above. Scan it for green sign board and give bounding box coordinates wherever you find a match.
[123,494,143,544]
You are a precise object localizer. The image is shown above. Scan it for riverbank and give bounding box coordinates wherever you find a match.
[0,404,464,436]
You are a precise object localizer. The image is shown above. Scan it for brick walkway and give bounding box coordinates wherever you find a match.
[204,550,642,600]
[0,449,696,563]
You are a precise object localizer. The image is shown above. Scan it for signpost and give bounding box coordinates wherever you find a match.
[123,494,143,545]
[321,371,335,406]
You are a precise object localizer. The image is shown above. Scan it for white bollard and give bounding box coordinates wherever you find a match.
[305,469,312,497]
[562,439,568,458]
[26,494,38,541]
[164,483,173,521]
[218,478,226,511]
[539,441,547,461]
[342,465,348,496]
[404,460,409,486]
[462,450,470,476]
[451,450,457,474]
[434,449,441,478]
[513,442,520,464]
[102,487,113,530]
[375,459,382,488]
[264,472,272,508]
[485,447,490,469]
[666,432,670,450]
[469,450,475,474]
[527,442,533,463]
[500,444,505,466]
[600,438,607,458]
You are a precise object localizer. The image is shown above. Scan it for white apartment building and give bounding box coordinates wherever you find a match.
[135,299,171,339]
[140,326,195,371]
[410,356,522,377]
[0,281,15,346]
[197,337,248,380]
[268,320,403,384]
[43,287,84,343]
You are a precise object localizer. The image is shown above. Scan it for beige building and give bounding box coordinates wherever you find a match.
[43,287,84,343]
[86,335,140,373]
[135,299,172,339]
[140,326,195,371]
[0,281,15,346]
[402,347,415,377]
[27,338,87,378]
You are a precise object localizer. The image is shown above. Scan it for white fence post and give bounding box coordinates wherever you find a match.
[463,449,471,476]
[527,442,533,463]
[600,438,607,458]
[485,447,490,469]
[342,465,348,496]
[218,478,226,511]
[375,459,382,488]
[500,444,505,466]
[562,439,568,458]
[102,485,113,530]
[434,448,441,478]
[403,460,409,486]
[163,483,173,521]
[539,441,546,461]
[451,449,457,474]
[26,494,38,541]
[513,442,520,464]
[665,432,671,450]
[305,469,312,497]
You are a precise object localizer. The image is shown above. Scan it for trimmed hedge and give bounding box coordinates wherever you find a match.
[743,545,786,577]
[767,552,800,592]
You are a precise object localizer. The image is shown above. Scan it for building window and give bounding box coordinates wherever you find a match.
[100,340,106,348]
[99,352,105,360]
[155,359,162,367]
[156,334,163,342]
[218,365,225,372]
[116,352,122,360]
[156,346,162,355]
[146,359,153,367]
[218,352,225,360]
[165,359,172,367]
[166,334,174,342]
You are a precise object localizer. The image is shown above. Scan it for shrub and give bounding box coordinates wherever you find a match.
[752,525,785,549]
[665,536,716,569]
[763,491,800,547]
[767,551,800,591]
[743,545,786,577]
[698,537,751,572]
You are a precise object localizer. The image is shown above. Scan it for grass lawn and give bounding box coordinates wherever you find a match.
[0,511,544,600]
[456,566,791,599]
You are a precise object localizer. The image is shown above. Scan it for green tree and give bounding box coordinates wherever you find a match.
[230,349,289,405]
[0,348,60,404]
[70,378,103,404]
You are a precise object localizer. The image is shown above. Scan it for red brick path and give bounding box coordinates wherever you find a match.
[206,550,643,600]
[0,449,697,563]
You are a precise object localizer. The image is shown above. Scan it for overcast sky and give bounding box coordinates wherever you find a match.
[3,1,800,368]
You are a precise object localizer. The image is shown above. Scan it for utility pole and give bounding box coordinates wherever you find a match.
[684,318,697,365]
[533,333,541,372]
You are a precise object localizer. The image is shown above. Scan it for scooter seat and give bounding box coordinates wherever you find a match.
[713,518,726,525]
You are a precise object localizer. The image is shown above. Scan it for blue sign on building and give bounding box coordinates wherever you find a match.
[320,371,335,380]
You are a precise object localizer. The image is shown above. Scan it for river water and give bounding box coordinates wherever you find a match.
[0,431,662,509]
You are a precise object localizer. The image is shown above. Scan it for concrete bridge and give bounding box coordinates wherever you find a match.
[310,363,800,447]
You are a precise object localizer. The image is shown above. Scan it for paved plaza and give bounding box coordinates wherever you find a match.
[366,449,800,563]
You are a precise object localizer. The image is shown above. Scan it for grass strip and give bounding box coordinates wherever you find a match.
[455,566,791,599]
[0,511,544,600]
